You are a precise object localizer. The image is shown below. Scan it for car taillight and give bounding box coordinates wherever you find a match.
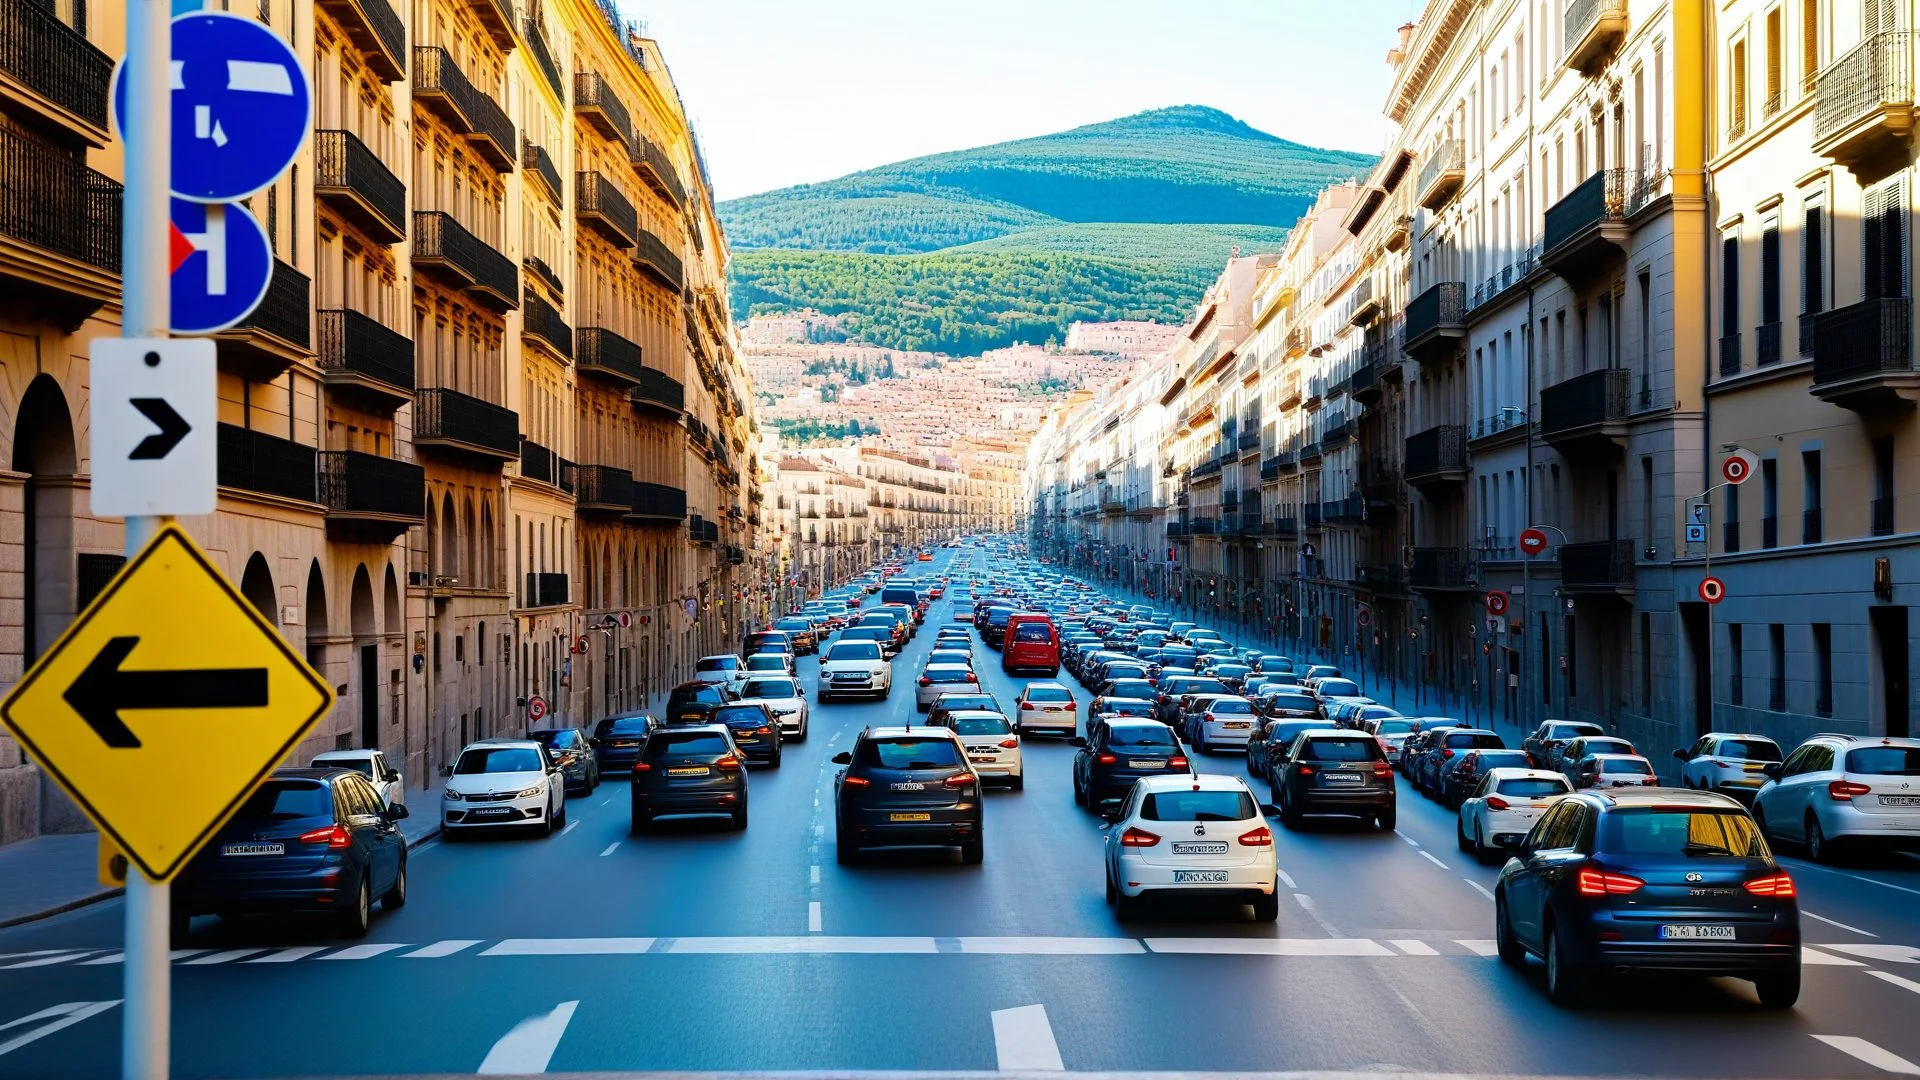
[1064,700,1077,710]
[757,726,772,735]
[1712,760,1736,769]
[1576,869,1644,896]
[632,762,652,773]
[998,738,1019,749]
[1442,748,1455,758]
[1829,779,1871,800]
[1120,826,1160,847]
[1238,826,1273,846]
[716,756,742,772]
[943,772,977,788]
[1744,872,1796,898]
[298,825,352,849]
[1372,761,1392,778]
[965,673,978,682]
[919,677,932,686]
[842,775,870,787]
[1097,753,1117,764]
[1296,763,1315,776]
[1484,795,1510,810]
[1167,755,1189,769]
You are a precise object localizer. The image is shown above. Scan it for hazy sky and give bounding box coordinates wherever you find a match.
[626,0,1418,202]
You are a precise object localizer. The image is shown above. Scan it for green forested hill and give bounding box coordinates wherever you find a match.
[946,223,1297,276]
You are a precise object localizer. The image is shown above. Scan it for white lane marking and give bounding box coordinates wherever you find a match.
[0,951,65,963]
[1823,944,1920,964]
[0,1001,120,1059]
[1418,850,1449,870]
[809,865,821,885]
[1463,879,1496,902]
[1144,938,1395,956]
[0,951,99,969]
[1804,911,1879,937]
[1394,830,1420,847]
[1290,892,1340,935]
[561,820,579,836]
[959,937,1145,955]
[1801,947,1867,967]
[1869,970,1920,996]
[318,943,409,961]
[477,999,579,1075]
[808,902,822,933]
[243,947,328,963]
[81,949,206,965]
[598,842,620,857]
[182,949,267,965]
[668,936,938,954]
[1388,939,1439,956]
[1455,939,1499,956]
[1790,861,1920,898]
[481,938,656,956]
[990,1004,1064,1072]
[1811,1035,1920,1076]
[598,797,612,807]
[404,940,482,959]
[1275,868,1297,889]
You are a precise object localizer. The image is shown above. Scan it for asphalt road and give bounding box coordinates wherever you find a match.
[2,548,1920,1079]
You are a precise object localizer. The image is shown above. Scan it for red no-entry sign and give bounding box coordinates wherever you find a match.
[1698,576,1726,605]
[1518,528,1549,556]
[1485,590,1510,616]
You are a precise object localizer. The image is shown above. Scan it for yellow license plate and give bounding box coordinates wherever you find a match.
[667,767,709,776]
[889,812,931,822]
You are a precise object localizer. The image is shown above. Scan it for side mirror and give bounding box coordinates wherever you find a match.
[1260,803,1282,817]
[440,764,453,778]
[1100,806,1124,824]
[588,737,602,747]
[386,803,411,821]
[1496,835,1528,854]
[1671,748,1688,761]
[832,752,852,765]
[1762,762,1782,779]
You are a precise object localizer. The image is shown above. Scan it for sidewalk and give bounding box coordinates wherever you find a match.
[0,777,443,929]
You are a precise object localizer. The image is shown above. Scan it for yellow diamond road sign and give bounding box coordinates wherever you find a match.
[0,525,333,881]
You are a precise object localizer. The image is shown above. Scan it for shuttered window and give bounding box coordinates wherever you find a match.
[1761,223,1781,323]
[1864,180,1908,300]
[1721,235,1740,336]
[1801,203,1824,317]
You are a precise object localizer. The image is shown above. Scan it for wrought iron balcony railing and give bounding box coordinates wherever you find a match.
[575,464,634,511]
[1539,367,1630,439]
[523,572,569,608]
[314,129,405,242]
[522,138,563,203]
[1404,424,1468,483]
[317,309,413,407]
[316,0,406,80]
[577,326,644,384]
[573,70,633,148]
[1813,32,1912,152]
[630,481,687,521]
[576,170,638,247]
[634,226,684,290]
[218,423,317,502]
[632,134,687,206]
[319,450,424,523]
[630,367,685,415]
[521,289,573,360]
[523,16,562,99]
[0,125,121,275]
[414,387,520,461]
[411,46,515,170]
[412,210,518,308]
[1561,539,1635,591]
[1,0,113,132]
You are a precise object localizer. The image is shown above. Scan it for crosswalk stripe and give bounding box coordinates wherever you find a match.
[958,937,1144,955]
[1455,939,1498,956]
[480,938,656,956]
[1802,946,1866,966]
[243,947,329,964]
[1145,938,1396,956]
[1389,939,1439,955]
[181,950,266,965]
[0,951,99,969]
[318,943,409,961]
[403,940,482,958]
[668,936,937,954]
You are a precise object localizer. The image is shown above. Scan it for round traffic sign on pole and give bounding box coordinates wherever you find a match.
[1722,450,1758,486]
[1356,604,1373,628]
[1485,590,1510,616]
[1518,527,1549,556]
[526,695,549,722]
[1698,576,1726,605]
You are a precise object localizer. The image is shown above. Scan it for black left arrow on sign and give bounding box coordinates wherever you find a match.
[63,637,269,749]
[128,398,191,460]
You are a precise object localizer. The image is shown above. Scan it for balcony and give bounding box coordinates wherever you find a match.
[1404,424,1468,490]
[1757,321,1782,368]
[413,387,520,463]
[0,0,113,140]
[1561,539,1635,596]
[688,516,719,545]
[575,465,634,513]
[319,450,424,541]
[1813,32,1914,172]
[1322,412,1351,447]
[634,226,684,291]
[215,259,312,379]
[1350,359,1378,404]
[1362,464,1402,510]
[0,127,120,321]
[523,16,562,99]
[1356,564,1408,595]
[1539,367,1631,458]
[217,424,317,504]
[1718,332,1742,378]
[630,368,686,416]
[316,0,405,81]
[1417,140,1464,210]
[1267,517,1299,538]
[317,309,413,411]
[518,440,572,492]
[523,138,563,204]
[1299,440,1323,463]
[412,211,518,309]
[632,134,687,207]
[573,71,633,148]
[521,289,573,361]
[1349,277,1380,326]
[1304,504,1323,529]
[470,0,514,47]
[1540,169,1629,281]
[576,170,638,248]
[1402,281,1466,363]
[1410,548,1476,591]
[1384,213,1412,252]
[570,325,641,385]
[1874,497,1896,537]
[1323,495,1366,523]
[314,130,405,243]
[1562,0,1627,74]
[630,481,688,522]
[1807,297,1920,412]
[411,47,515,171]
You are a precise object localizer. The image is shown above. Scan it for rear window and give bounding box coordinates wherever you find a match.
[671,684,728,706]
[738,679,797,699]
[596,716,652,738]
[1107,726,1177,748]
[697,657,738,671]
[1317,679,1361,697]
[952,715,1012,736]
[1098,700,1155,716]
[646,731,731,757]
[1601,809,1765,857]
[530,729,581,749]
[314,757,374,777]
[1547,723,1602,739]
[1303,737,1382,762]
[1265,693,1319,711]
[776,620,812,631]
[1716,739,1782,762]
[1206,698,1254,715]
[1012,623,1052,643]
[746,655,787,668]
[926,667,973,682]
[1025,686,1073,702]
[1269,721,1321,744]
[1474,752,1532,770]
[1374,719,1417,735]
[1601,758,1653,774]
[1214,664,1251,677]
[1497,777,1571,797]
[1141,789,1257,822]
[856,738,963,769]
[1447,732,1505,749]
[1846,747,1920,775]
[934,694,996,712]
[454,747,543,774]
[1182,679,1230,696]
[711,705,766,726]
[235,780,330,820]
[827,642,882,661]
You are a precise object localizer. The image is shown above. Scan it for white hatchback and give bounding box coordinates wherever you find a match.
[733,674,809,740]
[944,709,1024,790]
[1015,682,1078,735]
[1456,768,1570,861]
[440,739,566,838]
[1103,774,1277,921]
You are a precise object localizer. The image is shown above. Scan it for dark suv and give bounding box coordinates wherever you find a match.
[709,702,783,767]
[665,680,735,725]
[1070,718,1191,809]
[590,712,657,773]
[630,725,748,831]
[833,726,984,864]
[1494,788,1800,1008]
[1273,729,1396,830]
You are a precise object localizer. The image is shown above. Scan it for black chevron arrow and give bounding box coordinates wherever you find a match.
[128,398,191,460]
[63,637,269,749]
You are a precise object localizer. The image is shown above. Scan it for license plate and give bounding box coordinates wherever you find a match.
[667,767,709,776]
[970,754,998,762]
[1173,870,1230,883]
[610,740,638,748]
[889,812,931,822]
[1042,706,1062,712]
[1743,763,1766,771]
[892,782,925,791]
[222,842,283,856]
[470,807,512,816]
[1172,841,1228,854]
[1128,759,1166,769]
[1223,721,1251,729]
[1881,796,1920,806]
[1659,924,1736,940]
[1324,773,1363,785]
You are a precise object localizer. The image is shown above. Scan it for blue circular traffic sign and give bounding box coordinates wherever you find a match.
[111,12,312,202]
[170,199,273,334]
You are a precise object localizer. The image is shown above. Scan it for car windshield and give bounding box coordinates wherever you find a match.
[857,738,962,769]
[777,620,811,631]
[1141,789,1256,822]
[1497,777,1570,797]
[952,715,1012,736]
[1303,737,1379,761]
[1602,808,1766,857]
[1715,739,1782,761]
[454,747,542,774]
[647,732,730,757]
[235,780,330,820]
[1846,747,1920,775]
[828,643,882,661]
[935,695,996,713]
[1206,699,1253,715]
[739,679,798,698]
[1025,686,1073,702]
[1266,694,1319,711]
[697,657,737,671]
[529,730,579,749]
[1447,732,1506,749]
[926,667,972,682]
[1099,701,1155,716]
[1601,758,1653,774]
[1548,724,1603,739]
[1375,719,1417,735]
[671,685,727,706]
[314,757,374,777]
[1214,664,1250,677]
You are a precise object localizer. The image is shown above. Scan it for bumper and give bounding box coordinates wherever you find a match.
[732,738,779,763]
[771,712,804,734]
[633,790,744,815]
[1114,860,1276,899]
[1201,726,1256,746]
[1019,712,1075,733]
[1819,805,1920,843]
[560,765,594,790]
[1579,940,1800,975]
[596,749,642,773]
[842,808,982,848]
[1294,787,1394,815]
[176,868,359,917]
[442,798,548,827]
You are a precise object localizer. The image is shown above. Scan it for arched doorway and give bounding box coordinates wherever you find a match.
[240,553,278,628]
[350,564,377,749]
[304,560,329,671]
[11,375,78,663]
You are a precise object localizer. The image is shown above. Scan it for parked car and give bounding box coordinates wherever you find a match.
[1673,733,1783,803]
[1523,719,1608,770]
[1456,768,1572,862]
[527,726,599,794]
[309,749,405,810]
[630,724,748,831]
[1751,734,1920,861]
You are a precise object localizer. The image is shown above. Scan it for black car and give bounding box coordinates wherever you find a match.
[591,712,657,773]
[1248,717,1325,779]
[709,702,784,766]
[979,607,1018,647]
[173,768,408,941]
[834,726,983,864]
[1442,748,1534,807]
[1071,719,1191,808]
[1271,729,1396,829]
[630,724,748,830]
[665,680,735,725]
[928,690,1001,728]
[1494,788,1800,1008]
[529,726,599,794]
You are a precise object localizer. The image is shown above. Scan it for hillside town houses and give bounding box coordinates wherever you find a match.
[1032,0,1919,756]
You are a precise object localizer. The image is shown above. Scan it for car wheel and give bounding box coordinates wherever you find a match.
[1376,807,1395,830]
[961,838,984,864]
[1280,791,1303,830]
[1752,804,1770,838]
[835,824,858,866]
[1754,967,1801,1009]
[1806,814,1830,863]
[771,746,783,768]
[1114,889,1144,921]
[630,812,651,834]
[382,856,408,909]
[1495,893,1525,967]
[1073,772,1086,807]
[1250,892,1280,922]
[1104,868,1117,905]
[1457,815,1474,852]
[1544,919,1589,1006]
[1011,773,1024,792]
[342,878,372,938]
[732,805,749,830]
[553,798,568,830]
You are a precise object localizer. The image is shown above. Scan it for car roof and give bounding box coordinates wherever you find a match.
[655,723,730,736]
[311,749,378,760]
[1588,752,1651,762]
[1583,787,1742,809]
[1134,773,1249,793]
[460,738,540,750]
[924,662,971,670]
[945,709,1009,721]
[1093,696,1155,707]
[863,726,962,740]
[1022,681,1069,692]
[1484,767,1567,781]
[271,767,345,781]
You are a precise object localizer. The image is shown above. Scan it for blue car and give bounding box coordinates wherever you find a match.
[592,712,658,773]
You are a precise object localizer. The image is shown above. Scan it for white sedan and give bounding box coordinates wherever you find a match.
[441,739,566,838]
[1103,774,1276,922]
[311,748,405,809]
[1456,768,1570,861]
[945,709,1024,789]
[733,675,809,740]
[818,640,892,701]
[1015,682,1078,735]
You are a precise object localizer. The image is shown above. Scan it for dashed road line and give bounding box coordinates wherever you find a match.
[599,842,621,857]
[990,1004,1064,1072]
[1418,850,1449,870]
[1394,830,1420,847]
[0,1001,120,1059]
[403,940,481,959]
[1789,861,1920,899]
[1811,1034,1920,1076]
[477,999,578,1075]
[1868,970,1920,997]
[1388,939,1439,955]
[1463,879,1495,902]
[480,938,655,956]
[318,943,409,961]
[810,865,821,885]
[182,949,266,966]
[1455,939,1498,957]
[808,901,822,933]
[243,947,328,964]
[1801,946,1866,966]
[1275,868,1297,889]
[560,820,579,836]
[0,951,99,969]
[1805,910,1880,937]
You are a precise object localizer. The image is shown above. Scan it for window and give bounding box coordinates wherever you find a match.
[1765,8,1784,116]
[1724,482,1741,553]
[1802,448,1823,543]
[1864,179,1908,300]
[1731,39,1749,138]
[1640,611,1652,712]
[1812,623,1833,716]
[1873,436,1895,536]
[1760,222,1781,365]
[1641,456,1655,549]
[1802,200,1825,357]
[1768,623,1786,711]
[1720,234,1741,374]
[856,737,962,769]
[1729,623,1744,706]
[1801,0,1820,92]
[1141,789,1257,822]
[1762,457,1780,547]
[1637,271,1653,404]
[1602,809,1763,856]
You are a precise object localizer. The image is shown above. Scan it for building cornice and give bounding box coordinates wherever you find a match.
[1385,0,1479,125]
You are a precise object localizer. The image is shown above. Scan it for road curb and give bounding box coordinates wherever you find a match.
[0,886,125,930]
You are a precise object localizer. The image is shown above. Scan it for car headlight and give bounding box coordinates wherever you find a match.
[443,790,463,801]
[517,786,545,798]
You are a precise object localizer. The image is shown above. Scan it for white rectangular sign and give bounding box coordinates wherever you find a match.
[89,337,217,517]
